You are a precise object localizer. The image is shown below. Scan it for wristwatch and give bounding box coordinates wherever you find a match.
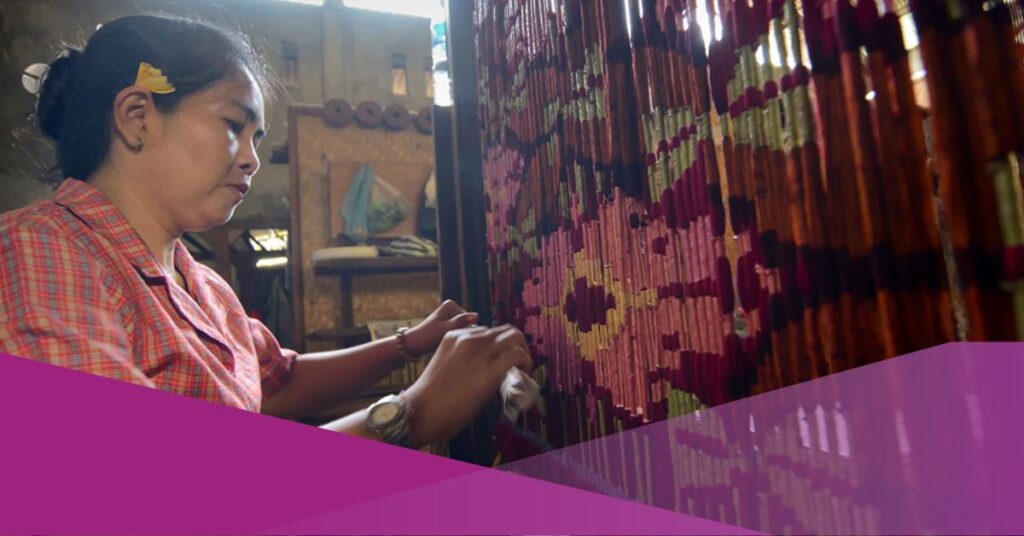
[366,393,414,448]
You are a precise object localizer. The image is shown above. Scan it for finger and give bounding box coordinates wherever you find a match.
[491,330,529,362]
[496,345,534,374]
[446,312,479,329]
[437,299,466,319]
[467,324,510,342]
[447,325,490,339]
[494,326,528,352]
[462,325,513,356]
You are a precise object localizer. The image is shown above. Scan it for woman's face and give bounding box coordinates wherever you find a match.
[143,71,265,233]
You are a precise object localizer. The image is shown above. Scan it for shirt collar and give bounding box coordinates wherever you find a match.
[53,179,184,280]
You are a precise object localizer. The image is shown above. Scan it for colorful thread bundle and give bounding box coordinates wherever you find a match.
[475,0,1024,460]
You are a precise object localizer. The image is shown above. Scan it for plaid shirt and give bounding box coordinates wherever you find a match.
[0,179,296,411]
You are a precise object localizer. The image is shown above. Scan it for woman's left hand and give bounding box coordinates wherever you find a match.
[403,300,479,356]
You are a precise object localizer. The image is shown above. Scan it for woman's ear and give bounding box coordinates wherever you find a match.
[111,86,156,152]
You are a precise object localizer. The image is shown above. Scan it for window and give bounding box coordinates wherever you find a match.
[425,56,434,100]
[281,41,300,88]
[391,53,408,96]
[342,0,440,18]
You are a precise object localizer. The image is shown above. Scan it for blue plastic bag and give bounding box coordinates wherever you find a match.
[340,164,373,243]
[340,164,411,243]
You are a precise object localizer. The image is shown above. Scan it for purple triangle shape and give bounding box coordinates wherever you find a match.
[0,352,752,534]
[264,464,757,534]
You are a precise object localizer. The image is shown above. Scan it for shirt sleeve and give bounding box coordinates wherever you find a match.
[0,227,156,388]
[248,317,298,399]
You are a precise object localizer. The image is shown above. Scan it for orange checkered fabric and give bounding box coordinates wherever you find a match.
[0,179,296,411]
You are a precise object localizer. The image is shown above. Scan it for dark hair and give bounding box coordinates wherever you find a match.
[36,14,275,182]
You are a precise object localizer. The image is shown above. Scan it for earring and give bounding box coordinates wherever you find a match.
[133,138,144,152]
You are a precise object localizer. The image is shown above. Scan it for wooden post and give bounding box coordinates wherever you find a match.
[441,0,500,466]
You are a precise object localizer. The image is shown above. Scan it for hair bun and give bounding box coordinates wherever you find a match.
[36,48,83,141]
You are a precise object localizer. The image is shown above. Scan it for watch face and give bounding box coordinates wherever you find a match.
[370,402,400,426]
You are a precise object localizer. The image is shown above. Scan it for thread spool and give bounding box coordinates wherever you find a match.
[414,107,433,134]
[354,100,384,128]
[323,98,353,128]
[383,104,412,130]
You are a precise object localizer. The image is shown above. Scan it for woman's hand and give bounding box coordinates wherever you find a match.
[402,325,533,446]
[403,300,479,356]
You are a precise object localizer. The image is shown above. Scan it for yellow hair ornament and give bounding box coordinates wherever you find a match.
[135,62,176,94]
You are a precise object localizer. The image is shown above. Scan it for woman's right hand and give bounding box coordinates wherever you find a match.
[402,325,533,447]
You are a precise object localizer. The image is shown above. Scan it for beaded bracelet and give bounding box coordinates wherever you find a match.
[394,327,419,363]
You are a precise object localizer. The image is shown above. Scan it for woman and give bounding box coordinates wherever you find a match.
[0,14,531,449]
